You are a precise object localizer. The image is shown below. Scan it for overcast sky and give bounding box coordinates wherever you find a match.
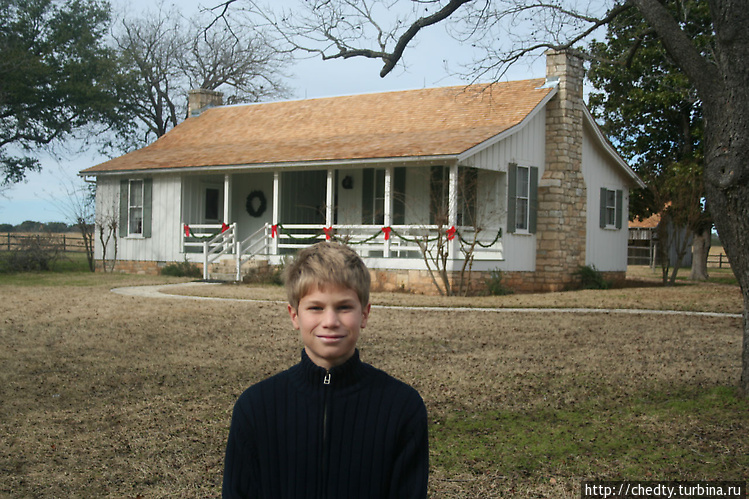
[0,0,546,225]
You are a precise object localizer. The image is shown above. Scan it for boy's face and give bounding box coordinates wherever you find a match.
[288,283,371,371]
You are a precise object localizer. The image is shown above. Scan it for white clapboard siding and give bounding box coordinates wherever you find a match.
[95,175,183,262]
[462,110,546,271]
[582,123,630,272]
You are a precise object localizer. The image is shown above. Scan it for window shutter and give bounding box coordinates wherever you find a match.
[119,180,129,237]
[507,163,517,233]
[393,167,406,225]
[615,189,623,229]
[143,178,153,238]
[599,187,607,229]
[529,166,538,234]
[362,168,373,224]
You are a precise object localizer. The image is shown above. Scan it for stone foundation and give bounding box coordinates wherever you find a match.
[102,259,624,295]
[369,268,627,295]
[96,259,166,275]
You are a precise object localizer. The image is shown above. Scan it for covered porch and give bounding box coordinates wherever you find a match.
[180,162,505,281]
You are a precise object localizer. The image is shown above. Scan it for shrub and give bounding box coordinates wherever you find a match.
[485,268,514,295]
[574,265,611,290]
[1,235,63,272]
[242,264,284,285]
[161,259,202,278]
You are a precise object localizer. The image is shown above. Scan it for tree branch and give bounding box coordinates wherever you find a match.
[630,0,720,96]
[379,0,473,77]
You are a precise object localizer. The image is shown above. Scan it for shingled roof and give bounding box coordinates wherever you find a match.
[82,79,554,174]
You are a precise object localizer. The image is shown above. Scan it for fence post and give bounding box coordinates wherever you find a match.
[236,240,241,282]
[203,240,209,281]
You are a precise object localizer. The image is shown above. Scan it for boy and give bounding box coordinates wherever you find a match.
[223,242,429,498]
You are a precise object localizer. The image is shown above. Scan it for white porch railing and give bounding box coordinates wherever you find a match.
[184,222,502,281]
[275,224,503,260]
[181,223,237,280]
[234,224,273,281]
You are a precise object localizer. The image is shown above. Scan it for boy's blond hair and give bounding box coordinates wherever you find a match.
[284,242,371,310]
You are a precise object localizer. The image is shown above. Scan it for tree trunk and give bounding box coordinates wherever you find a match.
[633,0,749,396]
[667,226,689,286]
[690,228,710,281]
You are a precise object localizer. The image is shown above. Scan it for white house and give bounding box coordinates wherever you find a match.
[81,50,644,293]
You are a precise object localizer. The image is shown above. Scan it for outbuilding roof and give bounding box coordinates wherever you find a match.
[81,79,554,174]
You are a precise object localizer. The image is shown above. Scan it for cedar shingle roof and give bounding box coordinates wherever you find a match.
[82,79,552,174]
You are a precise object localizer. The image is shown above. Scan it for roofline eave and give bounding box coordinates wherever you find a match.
[457,86,558,163]
[78,154,461,177]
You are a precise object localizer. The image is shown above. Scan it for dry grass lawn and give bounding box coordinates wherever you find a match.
[0,271,746,498]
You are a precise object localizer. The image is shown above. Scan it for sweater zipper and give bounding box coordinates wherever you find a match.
[321,371,332,498]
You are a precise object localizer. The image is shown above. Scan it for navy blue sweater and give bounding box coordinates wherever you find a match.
[222,350,429,498]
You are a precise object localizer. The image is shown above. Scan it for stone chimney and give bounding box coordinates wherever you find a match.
[187,89,224,117]
[533,49,587,291]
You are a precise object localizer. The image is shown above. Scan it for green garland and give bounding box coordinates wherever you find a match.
[274,224,501,248]
[184,224,231,241]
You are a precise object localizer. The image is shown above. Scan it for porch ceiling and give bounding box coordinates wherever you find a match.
[82,79,552,174]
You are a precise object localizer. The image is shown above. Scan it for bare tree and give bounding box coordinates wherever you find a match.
[402,167,502,296]
[113,3,290,147]
[52,182,97,272]
[222,0,749,395]
[96,201,118,273]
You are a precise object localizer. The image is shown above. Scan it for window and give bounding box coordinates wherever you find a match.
[599,188,623,229]
[204,187,220,222]
[128,179,144,236]
[362,168,386,225]
[515,166,530,231]
[119,178,152,238]
[361,168,406,225]
[428,166,477,226]
[507,163,538,234]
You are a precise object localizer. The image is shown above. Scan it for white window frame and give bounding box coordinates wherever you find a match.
[127,179,144,237]
[202,183,223,223]
[515,165,530,233]
[604,188,617,228]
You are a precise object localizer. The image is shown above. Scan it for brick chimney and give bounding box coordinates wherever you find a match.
[187,89,224,117]
[533,49,587,291]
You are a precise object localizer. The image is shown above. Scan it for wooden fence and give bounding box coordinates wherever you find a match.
[2,233,88,253]
[707,253,731,269]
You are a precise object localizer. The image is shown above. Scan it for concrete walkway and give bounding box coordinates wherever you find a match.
[111,282,743,319]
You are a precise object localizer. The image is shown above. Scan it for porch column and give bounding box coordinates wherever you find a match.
[448,164,459,260]
[448,164,458,227]
[272,171,280,255]
[326,168,334,229]
[384,167,393,257]
[223,174,232,223]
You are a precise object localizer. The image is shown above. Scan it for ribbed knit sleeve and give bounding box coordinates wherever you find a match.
[222,350,428,499]
[388,391,429,498]
[222,399,259,498]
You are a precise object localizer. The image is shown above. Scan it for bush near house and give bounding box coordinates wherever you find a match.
[160,259,202,278]
[574,265,612,290]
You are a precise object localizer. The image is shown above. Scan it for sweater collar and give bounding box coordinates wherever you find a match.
[297,348,365,389]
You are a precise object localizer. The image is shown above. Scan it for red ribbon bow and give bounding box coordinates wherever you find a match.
[446,226,457,241]
[323,227,333,241]
[271,224,278,238]
[382,227,391,240]
[221,223,230,233]
[184,224,191,237]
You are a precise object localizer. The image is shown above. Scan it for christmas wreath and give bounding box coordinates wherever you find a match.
[245,190,267,217]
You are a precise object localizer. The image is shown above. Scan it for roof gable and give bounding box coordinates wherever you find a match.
[82,79,553,174]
